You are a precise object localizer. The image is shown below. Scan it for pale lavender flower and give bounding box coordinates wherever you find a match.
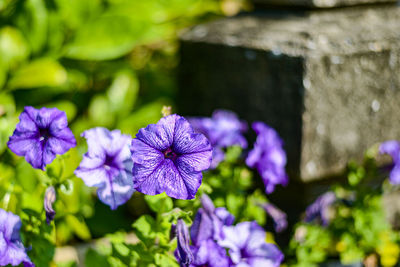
[8,106,76,170]
[380,140,400,185]
[262,203,287,233]
[188,110,247,168]
[75,128,134,210]
[305,191,336,226]
[0,209,33,266]
[44,186,56,224]
[176,219,194,267]
[218,221,284,267]
[246,122,288,194]
[131,114,212,199]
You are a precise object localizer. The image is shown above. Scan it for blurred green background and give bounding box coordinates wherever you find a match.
[0,0,250,247]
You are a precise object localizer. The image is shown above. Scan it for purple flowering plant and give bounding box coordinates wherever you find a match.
[2,106,292,266]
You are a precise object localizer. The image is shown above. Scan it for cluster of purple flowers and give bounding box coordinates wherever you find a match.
[6,106,289,266]
[175,195,284,267]
[190,110,288,194]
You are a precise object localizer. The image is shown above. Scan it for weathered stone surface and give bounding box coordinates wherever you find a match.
[178,6,400,182]
[253,0,396,8]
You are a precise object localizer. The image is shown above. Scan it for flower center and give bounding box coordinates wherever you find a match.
[39,128,50,142]
[163,148,177,160]
[104,154,115,170]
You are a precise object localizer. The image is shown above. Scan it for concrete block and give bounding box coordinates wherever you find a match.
[178,6,400,182]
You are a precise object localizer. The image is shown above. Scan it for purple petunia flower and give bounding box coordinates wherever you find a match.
[246,122,288,194]
[176,195,233,267]
[190,194,234,245]
[74,128,134,210]
[131,114,212,200]
[218,221,284,267]
[380,140,400,185]
[8,106,76,170]
[44,186,56,224]
[189,239,230,267]
[188,110,247,168]
[305,191,336,226]
[262,203,287,233]
[176,219,194,267]
[0,209,33,266]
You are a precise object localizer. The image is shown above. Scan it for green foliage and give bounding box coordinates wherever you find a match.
[289,154,400,267]
[0,0,227,265]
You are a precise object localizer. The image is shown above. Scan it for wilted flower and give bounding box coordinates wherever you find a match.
[190,194,234,245]
[0,209,33,266]
[189,110,247,168]
[131,114,212,199]
[305,191,336,226]
[75,128,134,210]
[218,221,284,267]
[44,186,56,224]
[176,219,194,267]
[246,122,288,194]
[380,140,400,185]
[262,203,287,233]
[8,106,76,170]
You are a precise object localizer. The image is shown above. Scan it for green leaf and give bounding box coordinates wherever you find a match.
[88,94,114,127]
[0,26,30,69]
[107,70,139,117]
[16,0,48,54]
[144,193,173,213]
[85,248,111,267]
[66,215,91,241]
[8,58,67,90]
[64,15,148,60]
[154,253,179,267]
[132,215,156,240]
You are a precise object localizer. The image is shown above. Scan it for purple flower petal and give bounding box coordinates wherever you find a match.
[262,203,287,233]
[190,195,234,245]
[305,191,336,226]
[380,140,400,185]
[0,209,33,266]
[8,106,76,170]
[218,221,283,267]
[246,122,288,194]
[75,128,134,210]
[131,114,212,200]
[188,110,248,169]
[176,219,193,267]
[190,239,230,267]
